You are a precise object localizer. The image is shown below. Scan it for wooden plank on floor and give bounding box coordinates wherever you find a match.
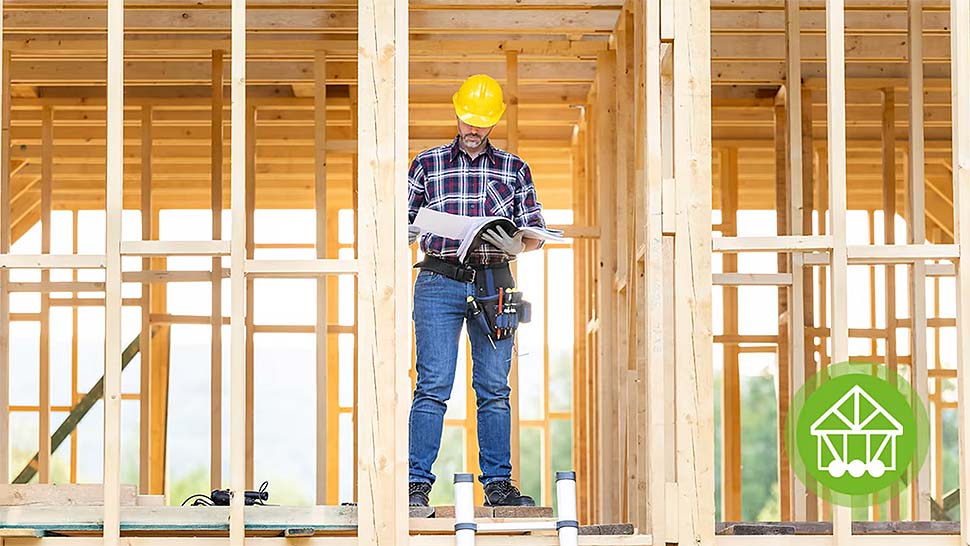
[0,485,137,507]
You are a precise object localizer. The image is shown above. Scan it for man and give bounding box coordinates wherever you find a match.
[405,74,547,507]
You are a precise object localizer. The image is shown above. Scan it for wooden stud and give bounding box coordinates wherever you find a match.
[244,103,256,491]
[952,0,970,541]
[210,49,224,492]
[593,50,617,522]
[104,0,124,544]
[881,86,900,520]
[720,147,742,522]
[325,213,340,505]
[356,0,410,540]
[631,0,647,531]
[0,46,9,487]
[785,0,810,520]
[774,89,793,523]
[314,49,328,506]
[147,206,170,498]
[672,0,714,542]
[350,83,360,504]
[38,104,51,485]
[660,45,677,543]
[619,11,637,523]
[229,0,247,542]
[908,0,932,522]
[139,104,153,496]
[643,0,666,536]
[826,0,852,539]
[800,85,819,523]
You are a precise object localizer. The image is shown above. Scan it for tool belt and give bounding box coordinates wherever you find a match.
[415,254,532,343]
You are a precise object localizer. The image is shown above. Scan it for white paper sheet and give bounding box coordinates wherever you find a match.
[412,208,477,240]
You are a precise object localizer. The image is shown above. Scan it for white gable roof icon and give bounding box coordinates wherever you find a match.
[810,385,903,436]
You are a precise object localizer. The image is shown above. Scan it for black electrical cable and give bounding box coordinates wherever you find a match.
[181,493,215,507]
[181,481,271,507]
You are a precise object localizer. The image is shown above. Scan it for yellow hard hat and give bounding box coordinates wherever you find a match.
[452,74,507,128]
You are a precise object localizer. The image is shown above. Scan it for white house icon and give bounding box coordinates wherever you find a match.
[809,385,904,479]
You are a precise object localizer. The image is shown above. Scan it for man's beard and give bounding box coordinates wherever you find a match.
[462,133,484,147]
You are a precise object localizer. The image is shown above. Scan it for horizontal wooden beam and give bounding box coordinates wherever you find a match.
[845,244,959,263]
[0,254,105,269]
[1,9,619,34]
[4,60,596,85]
[713,235,833,252]
[713,273,793,285]
[244,259,358,276]
[120,240,231,256]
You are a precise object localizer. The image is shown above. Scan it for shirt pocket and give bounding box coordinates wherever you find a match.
[484,177,515,218]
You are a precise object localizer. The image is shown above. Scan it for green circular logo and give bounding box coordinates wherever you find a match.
[784,362,929,508]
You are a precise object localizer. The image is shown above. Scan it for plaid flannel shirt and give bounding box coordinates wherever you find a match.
[407,137,548,265]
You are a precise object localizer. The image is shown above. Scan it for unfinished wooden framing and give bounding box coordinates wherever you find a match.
[2,1,970,546]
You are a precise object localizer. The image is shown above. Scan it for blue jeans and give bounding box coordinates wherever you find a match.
[409,269,514,486]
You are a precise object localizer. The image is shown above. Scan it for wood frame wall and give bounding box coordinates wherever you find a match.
[2,1,970,546]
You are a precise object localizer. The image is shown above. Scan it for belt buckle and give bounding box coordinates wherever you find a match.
[461,267,476,283]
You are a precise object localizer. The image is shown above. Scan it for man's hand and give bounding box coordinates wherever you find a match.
[481,226,525,256]
[408,225,421,245]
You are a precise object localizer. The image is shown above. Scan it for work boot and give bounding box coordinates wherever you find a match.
[483,480,535,507]
[409,482,432,507]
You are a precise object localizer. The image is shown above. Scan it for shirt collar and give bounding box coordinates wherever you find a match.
[448,136,497,165]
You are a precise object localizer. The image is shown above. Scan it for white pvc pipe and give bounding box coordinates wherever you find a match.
[454,473,476,546]
[478,521,558,532]
[555,471,579,546]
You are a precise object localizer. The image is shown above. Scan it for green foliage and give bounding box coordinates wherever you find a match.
[739,370,780,522]
[168,466,209,506]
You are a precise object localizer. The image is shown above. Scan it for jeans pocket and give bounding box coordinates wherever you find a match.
[415,270,440,287]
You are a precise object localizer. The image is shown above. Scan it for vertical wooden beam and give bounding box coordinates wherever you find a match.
[583,94,600,521]
[630,0,650,532]
[245,104,256,492]
[326,213,340,504]
[572,115,590,521]
[785,0,808,521]
[229,0,247,542]
[625,11,639,524]
[350,83,360,503]
[659,43,677,540]
[673,0,714,542]
[139,105,152,495]
[104,0,124,544]
[357,0,410,540]
[800,87,819,523]
[71,212,79,484]
[147,206,169,497]
[721,147,741,522]
[0,46,10,487]
[952,0,970,541]
[614,11,633,522]
[594,50,617,522]
[826,0,852,539]
[506,51,519,156]
[314,50,328,506]
[881,86,900,520]
[505,50,521,488]
[643,0,667,539]
[908,0,932,521]
[38,105,52,485]
[774,90,794,523]
[210,48,224,493]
